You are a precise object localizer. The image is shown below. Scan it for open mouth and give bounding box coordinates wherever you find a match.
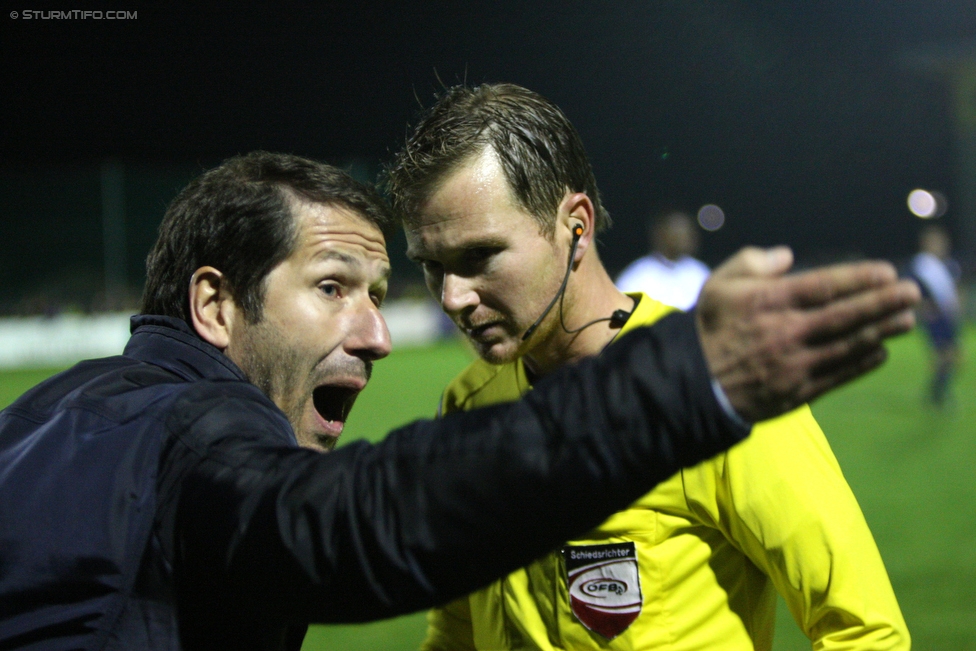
[312,385,360,430]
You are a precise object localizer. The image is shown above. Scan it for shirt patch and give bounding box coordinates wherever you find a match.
[561,542,642,640]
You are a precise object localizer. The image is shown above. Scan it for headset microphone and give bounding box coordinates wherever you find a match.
[521,224,584,341]
[521,223,631,342]
[609,309,632,328]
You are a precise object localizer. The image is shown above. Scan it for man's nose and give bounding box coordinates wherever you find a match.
[348,301,392,362]
[440,273,479,315]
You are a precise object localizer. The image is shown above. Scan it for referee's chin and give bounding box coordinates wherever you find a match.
[469,334,525,366]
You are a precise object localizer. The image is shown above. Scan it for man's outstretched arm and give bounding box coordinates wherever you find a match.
[167,247,918,633]
[697,246,919,423]
[168,311,748,630]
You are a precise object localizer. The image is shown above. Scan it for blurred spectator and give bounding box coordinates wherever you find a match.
[615,209,709,310]
[910,224,962,407]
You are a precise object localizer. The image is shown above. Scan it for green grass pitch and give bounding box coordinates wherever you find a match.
[2,330,973,649]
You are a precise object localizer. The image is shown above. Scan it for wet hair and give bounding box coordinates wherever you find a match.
[386,83,610,236]
[142,151,392,324]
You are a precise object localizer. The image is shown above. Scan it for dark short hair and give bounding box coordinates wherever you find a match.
[142,151,392,324]
[386,83,610,236]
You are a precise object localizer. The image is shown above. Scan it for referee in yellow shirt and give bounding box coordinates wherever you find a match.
[387,83,909,651]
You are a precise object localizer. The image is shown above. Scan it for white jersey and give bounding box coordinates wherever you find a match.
[911,251,960,318]
[615,253,710,311]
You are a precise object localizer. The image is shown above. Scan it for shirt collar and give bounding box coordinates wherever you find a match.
[124,314,247,382]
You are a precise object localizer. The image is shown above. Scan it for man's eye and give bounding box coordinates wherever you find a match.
[464,247,497,267]
[319,283,342,298]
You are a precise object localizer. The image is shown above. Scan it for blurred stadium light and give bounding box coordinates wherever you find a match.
[697,204,726,231]
[907,188,948,218]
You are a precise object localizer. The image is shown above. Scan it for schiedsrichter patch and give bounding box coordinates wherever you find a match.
[561,542,642,640]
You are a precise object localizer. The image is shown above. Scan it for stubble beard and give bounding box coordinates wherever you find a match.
[233,318,374,451]
[233,318,313,443]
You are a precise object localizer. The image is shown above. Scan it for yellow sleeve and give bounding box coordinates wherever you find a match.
[685,406,910,650]
[420,596,477,651]
[422,373,487,651]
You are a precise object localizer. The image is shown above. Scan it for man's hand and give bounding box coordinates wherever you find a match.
[697,246,921,423]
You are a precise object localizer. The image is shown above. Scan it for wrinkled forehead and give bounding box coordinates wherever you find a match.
[290,199,390,266]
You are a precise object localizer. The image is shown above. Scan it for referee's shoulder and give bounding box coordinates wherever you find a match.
[441,358,524,415]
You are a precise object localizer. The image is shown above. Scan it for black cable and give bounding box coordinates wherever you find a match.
[521,232,580,341]
[522,227,631,342]
[558,282,630,334]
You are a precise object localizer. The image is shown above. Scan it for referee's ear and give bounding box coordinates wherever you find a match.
[188,266,240,351]
[558,192,596,267]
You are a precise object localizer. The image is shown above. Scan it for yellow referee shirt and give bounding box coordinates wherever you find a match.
[422,294,908,651]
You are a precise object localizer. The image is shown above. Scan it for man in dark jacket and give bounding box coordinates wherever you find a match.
[0,152,918,650]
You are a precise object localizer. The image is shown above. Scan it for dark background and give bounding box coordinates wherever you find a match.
[3,2,975,312]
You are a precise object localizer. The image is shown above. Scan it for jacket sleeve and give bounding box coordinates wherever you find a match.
[685,406,909,650]
[158,311,751,625]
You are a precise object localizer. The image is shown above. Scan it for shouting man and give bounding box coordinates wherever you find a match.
[2,151,920,650]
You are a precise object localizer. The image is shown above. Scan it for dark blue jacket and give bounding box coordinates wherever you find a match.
[0,312,747,650]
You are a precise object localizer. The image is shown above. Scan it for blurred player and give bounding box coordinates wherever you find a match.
[615,208,709,310]
[910,224,963,406]
[388,83,910,651]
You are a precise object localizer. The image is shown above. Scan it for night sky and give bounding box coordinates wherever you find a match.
[3,1,976,305]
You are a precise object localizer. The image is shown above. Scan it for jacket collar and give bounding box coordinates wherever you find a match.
[124,314,247,383]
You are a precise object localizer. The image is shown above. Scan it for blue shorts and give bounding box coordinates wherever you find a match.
[923,313,958,350]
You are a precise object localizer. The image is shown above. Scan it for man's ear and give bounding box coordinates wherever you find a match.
[558,192,596,265]
[189,266,239,350]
